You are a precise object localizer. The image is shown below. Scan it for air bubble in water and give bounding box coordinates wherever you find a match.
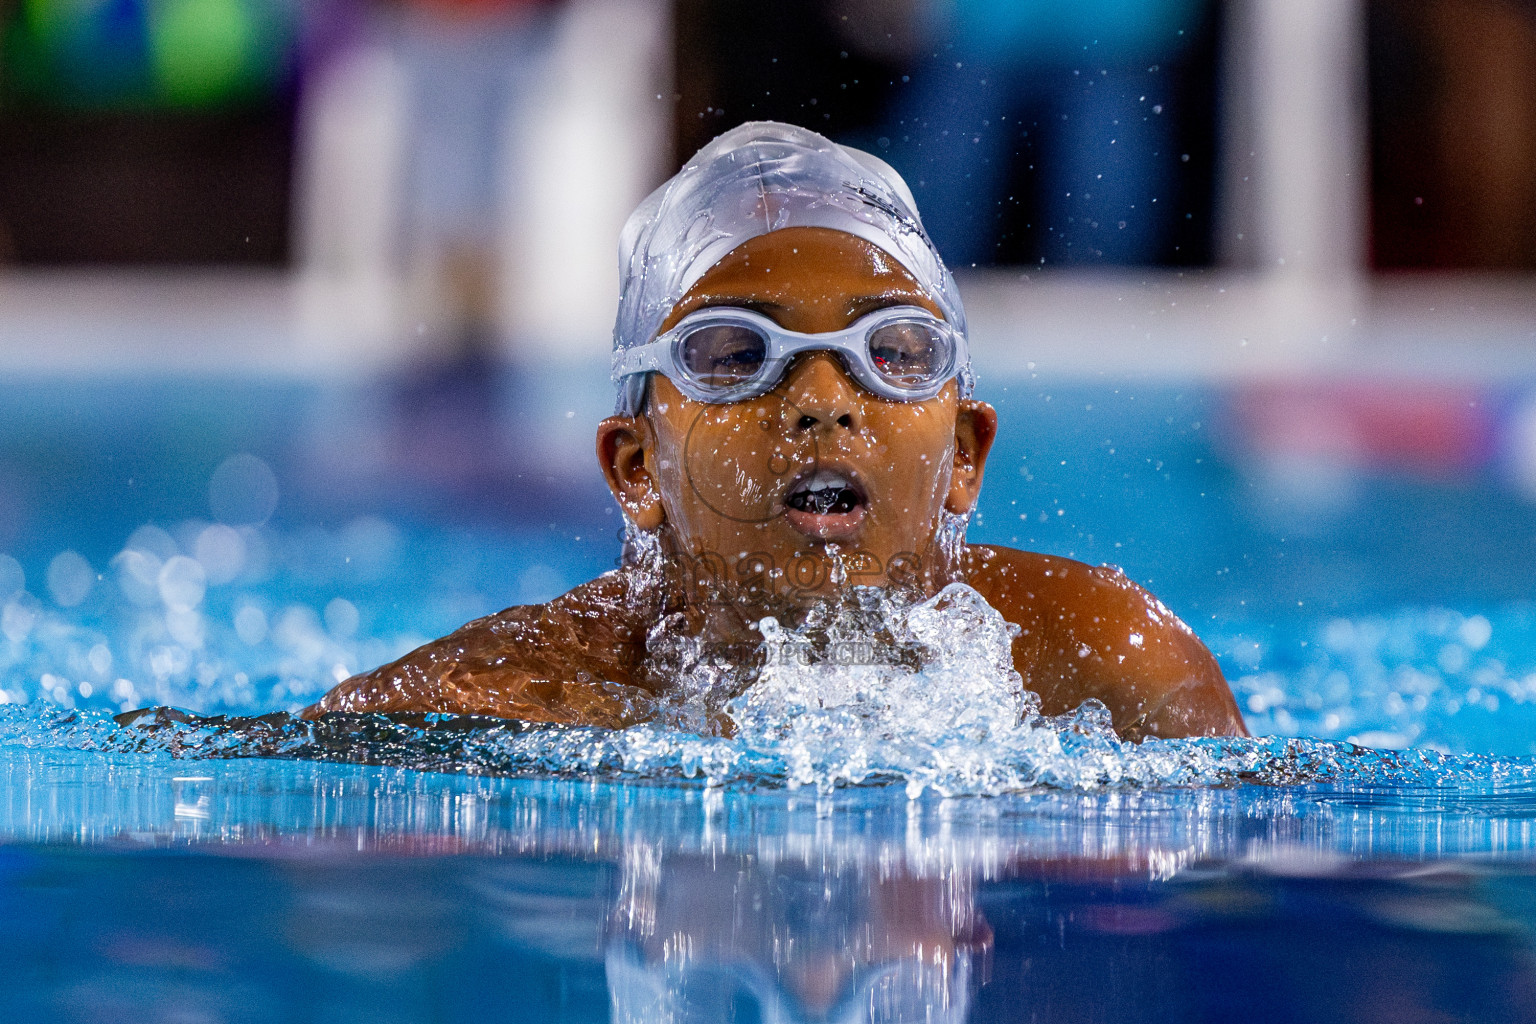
[195,524,246,585]
[209,454,279,526]
[2,596,37,643]
[158,556,207,612]
[47,551,93,608]
[324,598,360,639]
[124,525,178,561]
[0,555,23,601]
[114,549,163,607]
[234,604,268,646]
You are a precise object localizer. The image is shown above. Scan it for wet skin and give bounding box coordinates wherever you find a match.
[307,228,1247,741]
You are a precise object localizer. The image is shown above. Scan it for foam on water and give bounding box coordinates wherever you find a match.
[4,581,1534,797]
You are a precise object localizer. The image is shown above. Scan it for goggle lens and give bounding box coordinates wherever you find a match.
[680,323,768,387]
[867,320,952,389]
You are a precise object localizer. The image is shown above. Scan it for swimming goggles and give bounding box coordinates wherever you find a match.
[612,305,968,405]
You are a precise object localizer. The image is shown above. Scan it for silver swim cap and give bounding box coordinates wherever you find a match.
[612,120,971,416]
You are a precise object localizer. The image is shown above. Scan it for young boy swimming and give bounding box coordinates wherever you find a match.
[306,121,1246,742]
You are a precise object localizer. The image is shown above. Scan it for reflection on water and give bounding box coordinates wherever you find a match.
[6,842,1530,1024]
[607,849,980,1023]
[0,748,1534,1020]
[5,747,1536,859]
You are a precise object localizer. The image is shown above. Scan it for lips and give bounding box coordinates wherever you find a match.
[782,467,867,540]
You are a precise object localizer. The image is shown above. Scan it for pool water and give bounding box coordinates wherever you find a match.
[1,365,1535,1020]
[1,751,1535,1022]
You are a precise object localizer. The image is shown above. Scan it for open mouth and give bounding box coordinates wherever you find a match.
[782,468,867,540]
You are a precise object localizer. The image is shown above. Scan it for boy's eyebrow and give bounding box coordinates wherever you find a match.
[695,297,790,315]
[846,294,926,319]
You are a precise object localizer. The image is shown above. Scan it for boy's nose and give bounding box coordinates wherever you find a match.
[782,352,861,432]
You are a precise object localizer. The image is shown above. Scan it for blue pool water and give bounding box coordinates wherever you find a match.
[2,366,1536,1020]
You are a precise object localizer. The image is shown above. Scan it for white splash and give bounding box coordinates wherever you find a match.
[528,583,1195,796]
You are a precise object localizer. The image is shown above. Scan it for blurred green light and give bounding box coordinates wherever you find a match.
[3,0,293,108]
[148,0,256,106]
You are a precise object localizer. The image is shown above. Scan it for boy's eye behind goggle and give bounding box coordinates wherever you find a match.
[613,306,968,405]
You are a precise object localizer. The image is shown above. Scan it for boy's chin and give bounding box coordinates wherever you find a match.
[783,505,866,542]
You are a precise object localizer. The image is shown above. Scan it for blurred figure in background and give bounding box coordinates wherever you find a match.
[866,0,1211,267]
[672,0,1218,270]
[384,0,563,357]
[302,0,569,509]
[292,0,668,522]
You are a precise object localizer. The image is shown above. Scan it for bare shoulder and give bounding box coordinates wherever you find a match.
[962,545,1248,741]
[302,570,655,725]
[962,546,1192,643]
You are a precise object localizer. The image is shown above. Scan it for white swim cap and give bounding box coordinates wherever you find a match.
[612,120,971,415]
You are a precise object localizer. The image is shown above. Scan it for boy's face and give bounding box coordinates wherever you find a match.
[598,227,995,604]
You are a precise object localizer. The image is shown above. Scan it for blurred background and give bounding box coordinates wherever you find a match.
[1,0,1532,368]
[0,0,1535,751]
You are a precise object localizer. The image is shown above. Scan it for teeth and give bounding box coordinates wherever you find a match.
[797,470,851,493]
[786,469,863,516]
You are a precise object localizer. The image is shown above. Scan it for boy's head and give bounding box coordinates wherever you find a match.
[597,123,996,603]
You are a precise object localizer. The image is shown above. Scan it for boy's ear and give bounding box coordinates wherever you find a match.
[596,416,666,530]
[945,400,998,515]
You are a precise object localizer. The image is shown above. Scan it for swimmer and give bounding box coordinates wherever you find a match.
[306,121,1247,741]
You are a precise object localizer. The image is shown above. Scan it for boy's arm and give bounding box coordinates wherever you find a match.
[966,547,1249,741]
[300,574,653,727]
